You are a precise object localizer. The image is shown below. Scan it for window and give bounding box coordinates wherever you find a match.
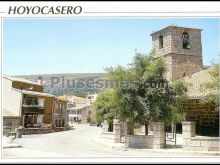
[23,97,37,106]
[182,32,190,49]
[55,103,58,109]
[37,98,45,108]
[27,86,34,91]
[159,35,163,49]
[61,105,66,114]
[77,110,81,115]
[6,122,12,127]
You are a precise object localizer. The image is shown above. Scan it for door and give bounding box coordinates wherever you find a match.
[37,115,43,124]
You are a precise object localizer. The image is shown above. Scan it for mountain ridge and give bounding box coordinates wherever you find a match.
[17,73,107,96]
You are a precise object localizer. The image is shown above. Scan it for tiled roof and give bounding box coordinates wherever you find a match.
[22,89,55,98]
[3,75,41,86]
[59,95,86,101]
[175,67,218,98]
[68,104,91,110]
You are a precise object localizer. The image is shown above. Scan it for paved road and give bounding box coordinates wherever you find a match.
[3,124,219,158]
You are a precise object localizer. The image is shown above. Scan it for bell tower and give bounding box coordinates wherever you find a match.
[151,25,203,81]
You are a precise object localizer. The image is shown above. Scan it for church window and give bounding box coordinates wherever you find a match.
[159,35,163,49]
[182,32,190,49]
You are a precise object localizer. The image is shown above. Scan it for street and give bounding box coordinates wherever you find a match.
[3,124,219,158]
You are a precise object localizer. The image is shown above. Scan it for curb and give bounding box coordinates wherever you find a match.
[92,136,125,150]
[125,148,220,156]
[92,137,220,156]
[3,144,22,149]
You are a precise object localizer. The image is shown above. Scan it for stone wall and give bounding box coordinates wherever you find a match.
[100,119,122,143]
[151,27,173,58]
[151,25,203,81]
[16,127,66,136]
[151,26,202,58]
[183,100,219,135]
[171,27,202,57]
[183,136,220,151]
[23,128,53,135]
[182,121,220,151]
[101,121,166,149]
[113,119,121,143]
[163,51,203,81]
[152,122,166,149]
[125,122,166,149]
[126,135,153,148]
[100,120,115,142]
[3,117,21,132]
[170,54,203,81]
[102,120,109,133]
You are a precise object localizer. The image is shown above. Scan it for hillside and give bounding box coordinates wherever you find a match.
[17,73,107,96]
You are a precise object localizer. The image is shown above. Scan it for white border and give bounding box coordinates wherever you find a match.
[0,1,220,164]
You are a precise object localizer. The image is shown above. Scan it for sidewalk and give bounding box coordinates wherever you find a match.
[92,135,220,156]
[92,135,125,150]
[3,136,22,149]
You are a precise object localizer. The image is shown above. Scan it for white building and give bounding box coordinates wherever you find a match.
[62,93,98,124]
[86,94,98,104]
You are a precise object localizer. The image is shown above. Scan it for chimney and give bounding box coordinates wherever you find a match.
[37,76,43,85]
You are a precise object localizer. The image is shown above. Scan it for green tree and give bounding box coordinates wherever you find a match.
[114,52,186,133]
[93,89,123,124]
[94,51,187,135]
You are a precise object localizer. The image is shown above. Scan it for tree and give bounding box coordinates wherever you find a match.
[94,51,187,135]
[92,89,123,124]
[107,51,186,135]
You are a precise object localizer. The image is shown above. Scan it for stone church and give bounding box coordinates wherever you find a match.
[151,25,219,136]
[151,25,203,81]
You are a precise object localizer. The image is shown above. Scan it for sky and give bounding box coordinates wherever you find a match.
[3,18,220,75]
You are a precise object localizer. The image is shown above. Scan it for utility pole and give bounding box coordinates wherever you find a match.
[65,88,69,128]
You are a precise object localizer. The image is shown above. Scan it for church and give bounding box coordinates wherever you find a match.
[151,25,218,136]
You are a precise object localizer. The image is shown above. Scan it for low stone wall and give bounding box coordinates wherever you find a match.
[23,128,53,135]
[126,135,153,148]
[183,136,220,151]
[152,122,166,149]
[3,117,21,132]
[182,121,220,151]
[19,127,66,135]
[55,127,65,132]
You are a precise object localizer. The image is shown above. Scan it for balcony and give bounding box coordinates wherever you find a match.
[23,104,44,109]
[22,97,45,114]
[22,105,44,114]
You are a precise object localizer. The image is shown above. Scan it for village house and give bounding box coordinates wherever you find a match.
[3,76,68,132]
[86,94,98,104]
[54,97,68,127]
[60,94,97,124]
[68,104,92,123]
